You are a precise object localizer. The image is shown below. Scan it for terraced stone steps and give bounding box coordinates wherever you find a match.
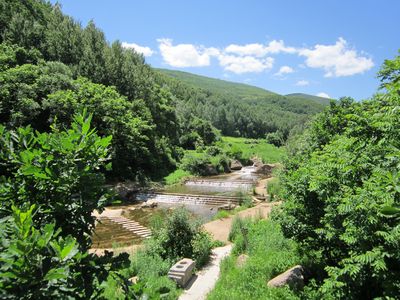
[106,216,152,238]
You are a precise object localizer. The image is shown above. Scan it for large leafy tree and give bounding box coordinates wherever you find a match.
[44,77,155,178]
[277,52,400,299]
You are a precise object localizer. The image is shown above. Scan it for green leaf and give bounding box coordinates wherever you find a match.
[381,206,400,216]
[44,268,68,281]
[60,238,78,261]
[21,165,50,179]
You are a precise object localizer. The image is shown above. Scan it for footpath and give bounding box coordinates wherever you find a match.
[180,201,278,299]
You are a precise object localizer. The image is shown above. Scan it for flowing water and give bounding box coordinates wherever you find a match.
[92,165,261,249]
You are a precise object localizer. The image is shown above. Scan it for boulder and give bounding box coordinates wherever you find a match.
[218,203,237,211]
[230,159,243,170]
[251,157,264,167]
[255,163,275,176]
[236,254,249,268]
[255,195,266,201]
[128,276,139,285]
[204,164,218,175]
[140,200,158,208]
[267,265,305,290]
[113,182,139,201]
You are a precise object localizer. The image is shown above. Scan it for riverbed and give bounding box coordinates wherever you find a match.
[91,166,262,249]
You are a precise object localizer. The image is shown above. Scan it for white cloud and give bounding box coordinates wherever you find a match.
[157,38,216,67]
[317,92,331,98]
[295,80,310,86]
[225,43,267,57]
[225,39,296,57]
[298,38,374,77]
[218,54,274,74]
[265,40,296,54]
[121,42,154,57]
[275,65,294,76]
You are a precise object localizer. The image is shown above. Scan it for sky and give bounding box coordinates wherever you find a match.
[52,0,400,100]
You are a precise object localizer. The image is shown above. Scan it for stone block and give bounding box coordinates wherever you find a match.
[168,258,195,287]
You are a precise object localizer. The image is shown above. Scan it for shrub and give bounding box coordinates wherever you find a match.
[267,177,281,201]
[163,168,191,185]
[236,192,253,208]
[192,231,213,267]
[129,250,180,300]
[0,205,82,299]
[148,207,212,268]
[213,210,231,220]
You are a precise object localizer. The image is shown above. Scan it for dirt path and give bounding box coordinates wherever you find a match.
[179,245,233,300]
[203,202,278,243]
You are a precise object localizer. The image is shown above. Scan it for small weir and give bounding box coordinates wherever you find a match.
[136,192,241,206]
[184,179,254,190]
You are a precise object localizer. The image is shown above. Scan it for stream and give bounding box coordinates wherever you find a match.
[91,165,262,249]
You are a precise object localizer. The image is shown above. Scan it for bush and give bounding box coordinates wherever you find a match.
[213,210,231,220]
[0,205,83,299]
[267,178,281,201]
[192,231,213,267]
[129,250,180,300]
[236,192,253,208]
[148,207,212,268]
[163,168,191,185]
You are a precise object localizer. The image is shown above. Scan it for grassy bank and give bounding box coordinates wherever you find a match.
[163,137,285,186]
[218,136,285,163]
[208,218,302,300]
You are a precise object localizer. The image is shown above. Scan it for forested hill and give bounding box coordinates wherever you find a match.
[0,0,329,179]
[157,68,331,139]
[285,93,332,105]
[157,68,278,98]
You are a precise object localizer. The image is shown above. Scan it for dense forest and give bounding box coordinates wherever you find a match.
[0,0,326,180]
[157,69,330,140]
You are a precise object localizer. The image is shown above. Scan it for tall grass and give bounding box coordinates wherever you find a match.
[208,219,302,300]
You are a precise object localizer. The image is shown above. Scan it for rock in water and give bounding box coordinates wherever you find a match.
[230,159,243,170]
[267,265,304,289]
[255,163,275,176]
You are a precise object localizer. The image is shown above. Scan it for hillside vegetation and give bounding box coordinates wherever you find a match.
[285,93,332,105]
[209,51,400,300]
[157,69,330,140]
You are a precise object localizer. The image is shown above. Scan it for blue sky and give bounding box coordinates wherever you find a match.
[52,0,400,100]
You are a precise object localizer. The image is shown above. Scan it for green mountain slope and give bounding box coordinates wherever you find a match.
[157,68,277,99]
[157,68,330,139]
[158,68,329,107]
[286,93,332,105]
